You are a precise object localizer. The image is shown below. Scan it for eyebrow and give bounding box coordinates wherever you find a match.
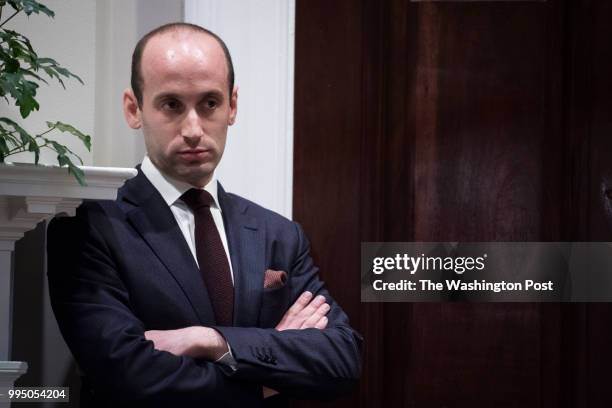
[151,93,181,107]
[152,90,225,104]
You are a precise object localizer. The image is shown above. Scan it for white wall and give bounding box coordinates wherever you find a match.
[185,0,295,219]
[93,0,183,168]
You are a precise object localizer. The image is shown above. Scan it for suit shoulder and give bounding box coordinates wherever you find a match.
[224,192,310,256]
[48,199,122,235]
[225,192,297,229]
[77,199,125,220]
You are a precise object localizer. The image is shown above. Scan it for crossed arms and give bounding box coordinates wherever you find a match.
[145,291,332,398]
[47,203,362,406]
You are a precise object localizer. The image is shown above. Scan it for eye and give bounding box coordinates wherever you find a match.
[206,99,218,109]
[160,99,182,112]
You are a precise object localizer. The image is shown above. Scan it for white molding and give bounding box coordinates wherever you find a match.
[0,163,136,200]
[0,360,27,373]
[0,361,28,407]
[0,164,136,249]
[184,0,295,219]
[0,361,28,382]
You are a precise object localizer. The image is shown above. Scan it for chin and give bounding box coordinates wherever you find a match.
[177,166,214,186]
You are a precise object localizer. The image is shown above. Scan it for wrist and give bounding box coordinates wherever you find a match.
[195,327,228,360]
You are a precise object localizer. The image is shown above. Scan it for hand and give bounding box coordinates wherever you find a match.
[266,292,329,397]
[275,291,330,331]
[145,326,228,360]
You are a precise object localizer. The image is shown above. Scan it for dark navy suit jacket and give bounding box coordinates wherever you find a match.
[47,169,362,407]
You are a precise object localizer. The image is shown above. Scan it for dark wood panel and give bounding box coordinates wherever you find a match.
[402,4,558,406]
[409,2,554,242]
[293,1,364,407]
[294,0,612,407]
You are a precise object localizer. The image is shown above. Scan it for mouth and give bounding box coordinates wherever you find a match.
[177,149,211,161]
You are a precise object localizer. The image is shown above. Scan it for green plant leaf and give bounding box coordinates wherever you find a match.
[67,162,85,186]
[39,66,65,88]
[0,72,40,118]
[37,57,83,85]
[0,136,9,157]
[56,153,68,166]
[49,140,67,156]
[0,0,88,185]
[27,139,39,163]
[0,116,33,144]
[47,120,91,151]
[44,136,83,165]
[0,124,21,148]
[6,0,54,17]
[18,93,38,117]
[1,30,38,67]
[21,67,48,84]
[5,57,19,72]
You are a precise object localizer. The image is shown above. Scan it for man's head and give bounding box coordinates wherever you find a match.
[130,23,235,106]
[123,23,238,187]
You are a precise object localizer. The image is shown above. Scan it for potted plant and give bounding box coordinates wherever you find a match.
[0,0,91,185]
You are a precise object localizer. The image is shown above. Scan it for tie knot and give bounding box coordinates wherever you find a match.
[181,188,214,211]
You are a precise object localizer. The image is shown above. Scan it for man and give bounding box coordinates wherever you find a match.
[47,22,362,407]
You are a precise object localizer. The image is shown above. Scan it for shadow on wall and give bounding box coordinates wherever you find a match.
[12,221,81,408]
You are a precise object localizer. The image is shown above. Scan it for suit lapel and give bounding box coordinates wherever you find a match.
[218,185,265,327]
[120,170,216,325]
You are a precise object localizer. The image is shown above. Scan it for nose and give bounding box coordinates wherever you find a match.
[180,109,204,145]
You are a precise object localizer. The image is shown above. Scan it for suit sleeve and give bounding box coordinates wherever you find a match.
[47,203,261,407]
[214,222,363,400]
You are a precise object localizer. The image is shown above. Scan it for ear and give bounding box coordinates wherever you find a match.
[228,86,238,126]
[123,88,142,129]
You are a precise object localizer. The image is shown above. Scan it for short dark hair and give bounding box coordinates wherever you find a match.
[130,22,235,106]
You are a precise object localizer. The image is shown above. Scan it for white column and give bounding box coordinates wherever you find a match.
[0,244,13,361]
[184,0,295,219]
[0,361,28,408]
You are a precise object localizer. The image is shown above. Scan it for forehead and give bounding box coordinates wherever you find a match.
[140,30,229,93]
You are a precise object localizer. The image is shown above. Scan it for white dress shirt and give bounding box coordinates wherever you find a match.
[140,156,234,283]
[140,156,237,369]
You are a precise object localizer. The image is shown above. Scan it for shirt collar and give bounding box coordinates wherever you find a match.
[140,156,221,210]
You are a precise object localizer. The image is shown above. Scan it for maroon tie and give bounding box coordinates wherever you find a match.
[181,188,234,326]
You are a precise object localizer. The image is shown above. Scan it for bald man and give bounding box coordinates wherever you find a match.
[47,22,362,408]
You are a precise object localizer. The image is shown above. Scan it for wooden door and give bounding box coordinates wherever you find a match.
[293,1,612,406]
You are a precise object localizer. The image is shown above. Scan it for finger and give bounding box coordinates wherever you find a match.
[285,291,313,317]
[300,302,330,329]
[144,330,159,341]
[313,316,328,330]
[296,295,326,320]
[276,292,313,330]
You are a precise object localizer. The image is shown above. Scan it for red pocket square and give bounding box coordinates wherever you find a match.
[264,269,287,289]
